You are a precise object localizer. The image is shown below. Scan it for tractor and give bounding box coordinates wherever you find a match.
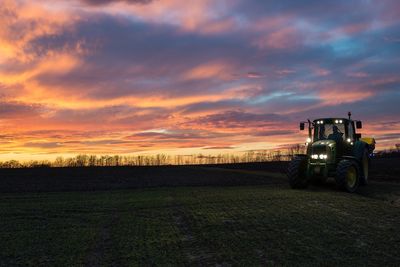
[287,112,376,193]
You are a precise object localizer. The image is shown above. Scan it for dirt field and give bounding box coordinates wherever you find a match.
[0,158,397,193]
[0,165,281,193]
[0,159,399,266]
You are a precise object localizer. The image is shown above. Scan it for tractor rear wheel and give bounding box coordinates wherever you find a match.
[287,156,308,189]
[335,159,360,193]
[360,150,370,185]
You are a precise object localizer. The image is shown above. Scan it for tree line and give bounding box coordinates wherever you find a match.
[1,144,398,169]
[0,145,305,168]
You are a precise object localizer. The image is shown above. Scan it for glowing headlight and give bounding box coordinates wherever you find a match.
[339,120,343,123]
[306,137,311,143]
[335,120,339,123]
[311,154,327,160]
[347,138,351,143]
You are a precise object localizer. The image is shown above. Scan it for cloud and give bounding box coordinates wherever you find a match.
[0,0,77,63]
[0,101,43,118]
[253,130,296,137]
[79,0,153,6]
[130,129,230,141]
[187,110,283,129]
[182,61,235,81]
[24,141,62,149]
[202,146,235,150]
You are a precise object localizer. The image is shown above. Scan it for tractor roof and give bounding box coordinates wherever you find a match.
[313,118,350,122]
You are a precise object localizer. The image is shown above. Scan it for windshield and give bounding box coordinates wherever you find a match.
[314,123,345,142]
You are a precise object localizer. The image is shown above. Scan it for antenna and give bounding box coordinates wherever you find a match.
[348,111,352,120]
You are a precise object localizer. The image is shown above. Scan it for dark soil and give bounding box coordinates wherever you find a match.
[0,165,280,193]
[0,158,397,193]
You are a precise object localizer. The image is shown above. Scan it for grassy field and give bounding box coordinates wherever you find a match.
[1,161,400,266]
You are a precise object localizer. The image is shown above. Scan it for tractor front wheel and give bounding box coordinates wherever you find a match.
[335,159,360,193]
[287,156,308,189]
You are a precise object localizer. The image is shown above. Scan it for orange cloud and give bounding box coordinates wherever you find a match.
[182,61,235,81]
[0,0,76,63]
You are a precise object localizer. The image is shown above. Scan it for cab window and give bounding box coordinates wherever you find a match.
[314,123,345,141]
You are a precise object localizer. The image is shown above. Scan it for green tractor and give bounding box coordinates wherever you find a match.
[288,112,376,193]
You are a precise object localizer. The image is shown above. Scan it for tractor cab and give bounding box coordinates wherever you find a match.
[311,118,361,143]
[310,118,361,158]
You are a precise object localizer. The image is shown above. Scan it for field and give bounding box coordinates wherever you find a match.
[0,158,399,266]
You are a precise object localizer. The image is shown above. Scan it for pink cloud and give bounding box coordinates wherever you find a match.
[275,69,296,76]
[347,72,369,78]
[318,87,374,105]
[253,26,303,49]
[312,67,331,77]
[182,61,236,81]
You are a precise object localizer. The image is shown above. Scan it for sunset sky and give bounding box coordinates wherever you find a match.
[1,0,399,160]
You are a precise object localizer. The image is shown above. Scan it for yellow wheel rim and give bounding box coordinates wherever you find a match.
[346,166,357,188]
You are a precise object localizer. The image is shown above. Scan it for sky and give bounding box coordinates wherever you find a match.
[0,0,399,160]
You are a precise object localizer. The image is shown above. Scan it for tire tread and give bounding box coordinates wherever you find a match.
[287,157,308,189]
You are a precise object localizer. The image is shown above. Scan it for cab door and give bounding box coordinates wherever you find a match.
[343,121,355,156]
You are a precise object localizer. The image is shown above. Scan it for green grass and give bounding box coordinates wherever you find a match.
[1,184,399,266]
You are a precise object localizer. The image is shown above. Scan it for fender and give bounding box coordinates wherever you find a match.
[341,155,360,165]
[353,140,368,160]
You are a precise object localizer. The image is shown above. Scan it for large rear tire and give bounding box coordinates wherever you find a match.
[335,159,360,193]
[287,156,308,189]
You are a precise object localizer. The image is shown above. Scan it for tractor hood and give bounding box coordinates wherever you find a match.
[312,140,336,148]
[311,140,336,155]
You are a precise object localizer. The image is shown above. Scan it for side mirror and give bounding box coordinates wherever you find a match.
[356,121,362,129]
[300,122,305,130]
[355,133,362,140]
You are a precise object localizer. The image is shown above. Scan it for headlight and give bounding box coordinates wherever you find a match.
[312,154,327,159]
[306,137,311,143]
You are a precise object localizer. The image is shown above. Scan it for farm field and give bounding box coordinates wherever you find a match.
[0,158,399,266]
